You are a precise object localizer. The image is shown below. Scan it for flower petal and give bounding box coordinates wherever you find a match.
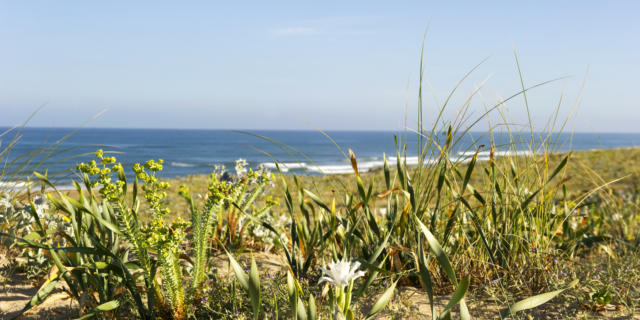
[318,276,334,285]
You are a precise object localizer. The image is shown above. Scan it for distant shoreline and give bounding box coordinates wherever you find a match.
[2,146,639,194]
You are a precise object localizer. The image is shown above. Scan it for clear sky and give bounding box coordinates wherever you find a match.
[1,1,638,132]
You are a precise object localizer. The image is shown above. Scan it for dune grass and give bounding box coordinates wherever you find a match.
[3,145,638,319]
[1,49,640,319]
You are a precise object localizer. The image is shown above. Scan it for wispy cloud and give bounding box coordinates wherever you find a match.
[270,27,318,36]
[269,16,379,38]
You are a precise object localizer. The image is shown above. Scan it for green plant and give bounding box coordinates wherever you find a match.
[276,174,333,278]
[588,287,612,309]
[224,249,262,320]
[1,173,130,319]
[4,34,639,319]
[318,257,396,320]
[287,270,318,320]
[1,150,275,319]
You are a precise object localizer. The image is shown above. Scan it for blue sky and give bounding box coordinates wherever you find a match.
[1,1,638,132]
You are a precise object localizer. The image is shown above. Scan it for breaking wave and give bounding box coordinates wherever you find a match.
[258,150,534,174]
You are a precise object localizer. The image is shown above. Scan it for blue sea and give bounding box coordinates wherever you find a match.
[1,127,639,185]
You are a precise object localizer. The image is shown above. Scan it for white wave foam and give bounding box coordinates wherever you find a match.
[259,162,309,172]
[262,160,387,174]
[457,150,533,157]
[0,181,31,190]
[170,161,197,168]
[306,164,353,174]
[388,156,437,166]
[0,181,75,192]
[258,150,533,175]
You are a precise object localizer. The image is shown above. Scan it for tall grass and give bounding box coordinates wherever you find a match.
[3,47,634,319]
[245,49,590,315]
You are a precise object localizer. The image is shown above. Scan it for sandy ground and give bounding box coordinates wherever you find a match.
[1,251,636,319]
[0,252,79,320]
[0,251,287,320]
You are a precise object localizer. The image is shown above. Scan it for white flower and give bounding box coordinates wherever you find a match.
[0,198,11,208]
[256,164,271,177]
[235,158,248,177]
[318,259,366,287]
[33,196,49,217]
[213,164,226,174]
[612,213,622,221]
[276,214,289,228]
[0,194,13,209]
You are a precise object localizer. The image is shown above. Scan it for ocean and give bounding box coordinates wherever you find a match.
[1,127,639,185]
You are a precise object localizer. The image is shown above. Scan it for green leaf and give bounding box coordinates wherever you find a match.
[501,279,578,318]
[365,280,397,319]
[307,293,317,320]
[459,196,498,267]
[85,203,123,236]
[248,256,261,320]
[287,271,298,320]
[0,232,48,249]
[417,240,435,320]
[221,244,249,290]
[520,188,541,210]
[460,149,479,196]
[383,153,390,189]
[440,275,470,316]
[296,297,308,320]
[415,218,456,284]
[466,183,485,205]
[89,261,110,270]
[304,189,331,212]
[95,300,120,311]
[395,136,406,188]
[346,308,355,320]
[11,275,60,319]
[416,217,470,318]
[22,232,42,241]
[547,153,570,184]
[72,300,120,320]
[355,225,393,300]
[354,258,387,302]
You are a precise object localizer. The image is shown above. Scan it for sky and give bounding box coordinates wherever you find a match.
[0,1,638,132]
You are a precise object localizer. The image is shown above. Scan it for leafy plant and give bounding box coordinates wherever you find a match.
[2,172,131,319]
[587,287,613,312]
[1,150,275,319]
[223,248,262,320]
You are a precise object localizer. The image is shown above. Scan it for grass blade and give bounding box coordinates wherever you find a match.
[366,280,397,319]
[248,256,261,320]
[500,279,578,318]
[221,244,249,290]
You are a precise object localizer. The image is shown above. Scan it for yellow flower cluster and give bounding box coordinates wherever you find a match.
[76,149,125,200]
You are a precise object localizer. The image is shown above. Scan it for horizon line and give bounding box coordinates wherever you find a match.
[2,125,640,135]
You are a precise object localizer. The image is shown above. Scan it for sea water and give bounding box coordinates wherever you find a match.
[1,127,638,185]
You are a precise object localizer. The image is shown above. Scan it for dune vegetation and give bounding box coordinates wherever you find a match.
[1,57,639,320]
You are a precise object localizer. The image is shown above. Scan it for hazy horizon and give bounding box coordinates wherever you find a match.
[4,125,640,135]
